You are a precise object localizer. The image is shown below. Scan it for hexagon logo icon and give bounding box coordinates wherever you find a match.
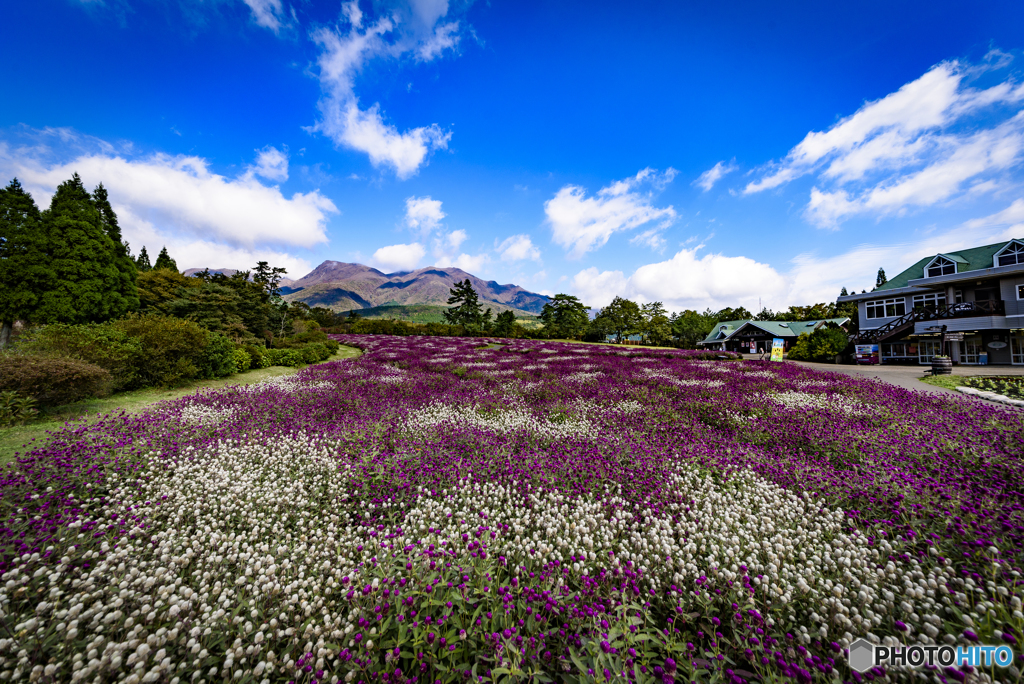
[848,638,875,673]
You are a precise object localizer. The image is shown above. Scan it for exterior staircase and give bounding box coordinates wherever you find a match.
[854,300,1005,344]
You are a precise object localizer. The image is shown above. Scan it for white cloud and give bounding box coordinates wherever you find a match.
[745,58,1024,228]
[249,145,289,182]
[241,0,290,33]
[693,160,737,191]
[496,234,540,261]
[439,229,467,252]
[628,228,666,252]
[442,252,490,274]
[371,242,425,272]
[404,195,446,237]
[545,168,678,258]
[309,1,460,178]
[0,132,336,250]
[569,268,630,308]
[965,198,1024,232]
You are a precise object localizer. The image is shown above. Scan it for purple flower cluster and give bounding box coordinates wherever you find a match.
[0,334,1021,684]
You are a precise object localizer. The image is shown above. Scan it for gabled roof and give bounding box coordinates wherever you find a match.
[699,318,850,345]
[875,239,1023,291]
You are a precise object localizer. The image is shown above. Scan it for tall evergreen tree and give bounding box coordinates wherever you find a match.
[135,246,152,271]
[92,182,139,315]
[593,297,642,341]
[876,267,887,288]
[153,246,178,272]
[35,173,123,323]
[443,279,486,329]
[0,179,53,346]
[840,286,848,297]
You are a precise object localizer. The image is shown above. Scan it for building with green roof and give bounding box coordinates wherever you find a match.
[698,317,851,354]
[837,238,1024,365]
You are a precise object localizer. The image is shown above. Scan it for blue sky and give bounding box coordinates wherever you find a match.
[3,0,1024,312]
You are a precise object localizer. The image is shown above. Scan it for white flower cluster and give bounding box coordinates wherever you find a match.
[177,405,237,426]
[766,390,870,416]
[405,400,596,440]
[562,371,604,384]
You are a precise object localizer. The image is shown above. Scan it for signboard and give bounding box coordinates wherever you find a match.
[770,338,785,362]
[855,344,880,365]
[943,332,964,342]
[987,341,1007,349]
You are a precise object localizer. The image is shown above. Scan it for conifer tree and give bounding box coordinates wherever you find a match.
[876,267,887,287]
[444,279,486,329]
[0,179,53,346]
[840,286,848,296]
[153,246,178,272]
[135,246,152,271]
[35,173,123,323]
[92,182,139,315]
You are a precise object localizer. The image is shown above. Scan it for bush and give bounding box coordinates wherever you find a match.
[266,348,304,367]
[786,326,850,362]
[244,345,270,370]
[17,323,145,391]
[232,347,252,374]
[113,314,209,387]
[196,333,236,379]
[324,339,340,354]
[0,391,38,427]
[0,355,112,407]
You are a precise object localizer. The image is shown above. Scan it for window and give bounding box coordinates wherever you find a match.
[865,298,906,319]
[1013,336,1024,365]
[883,343,909,357]
[912,292,947,311]
[996,241,1024,267]
[926,256,956,278]
[1018,284,1024,300]
[955,290,963,304]
[918,339,942,364]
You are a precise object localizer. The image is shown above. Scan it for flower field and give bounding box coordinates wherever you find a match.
[2,335,1023,684]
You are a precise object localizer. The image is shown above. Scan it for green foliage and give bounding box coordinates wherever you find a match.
[153,246,178,272]
[0,178,53,344]
[266,348,305,367]
[668,309,717,348]
[593,296,642,340]
[785,324,850,362]
[876,267,887,287]
[232,347,252,374]
[640,301,671,346]
[443,279,491,330]
[35,174,136,324]
[492,310,519,338]
[243,345,271,369]
[539,294,590,339]
[167,281,256,343]
[17,322,145,391]
[91,182,139,315]
[112,314,210,387]
[963,376,1024,400]
[0,354,112,406]
[195,333,236,379]
[0,390,38,427]
[136,268,199,315]
[135,245,152,272]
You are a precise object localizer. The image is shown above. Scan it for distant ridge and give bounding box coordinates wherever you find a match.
[281,261,549,315]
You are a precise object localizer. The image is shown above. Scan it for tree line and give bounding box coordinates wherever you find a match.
[0,175,339,348]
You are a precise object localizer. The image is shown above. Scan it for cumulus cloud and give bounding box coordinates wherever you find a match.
[693,160,737,192]
[310,1,460,178]
[405,195,446,238]
[440,251,490,274]
[745,58,1024,228]
[0,130,335,250]
[249,145,289,182]
[545,168,678,258]
[371,242,426,272]
[496,234,540,261]
[241,0,290,33]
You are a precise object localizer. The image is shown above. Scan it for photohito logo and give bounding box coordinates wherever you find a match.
[848,638,1015,673]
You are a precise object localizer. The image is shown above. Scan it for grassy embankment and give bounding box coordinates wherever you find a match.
[0,345,362,465]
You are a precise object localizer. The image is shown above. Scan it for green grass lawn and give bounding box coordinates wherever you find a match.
[919,374,967,390]
[0,345,362,465]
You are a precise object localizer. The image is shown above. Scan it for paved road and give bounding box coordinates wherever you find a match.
[779,359,1024,405]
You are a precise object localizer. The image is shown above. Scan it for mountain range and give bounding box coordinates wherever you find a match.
[184,261,549,315]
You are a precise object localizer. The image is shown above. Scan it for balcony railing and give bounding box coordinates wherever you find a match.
[856,300,1005,343]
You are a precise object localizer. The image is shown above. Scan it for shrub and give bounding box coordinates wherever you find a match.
[17,323,145,391]
[232,347,252,374]
[244,345,270,370]
[0,391,38,427]
[266,348,304,367]
[787,326,850,362]
[0,355,112,406]
[324,339,340,354]
[196,333,236,379]
[113,314,209,387]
